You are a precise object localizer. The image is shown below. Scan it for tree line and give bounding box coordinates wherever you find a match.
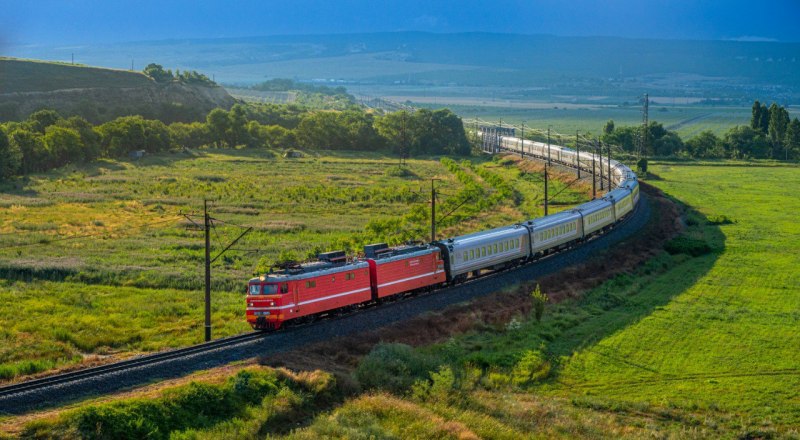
[0,104,470,180]
[143,63,216,86]
[600,101,799,160]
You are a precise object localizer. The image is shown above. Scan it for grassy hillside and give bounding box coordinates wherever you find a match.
[0,149,590,380]
[0,58,234,123]
[0,58,151,93]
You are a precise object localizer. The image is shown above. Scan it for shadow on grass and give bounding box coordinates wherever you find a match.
[543,200,725,379]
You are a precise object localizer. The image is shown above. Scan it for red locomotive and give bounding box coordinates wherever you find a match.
[247,245,446,330]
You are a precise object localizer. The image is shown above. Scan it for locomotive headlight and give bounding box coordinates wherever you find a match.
[268,300,275,306]
[248,302,253,307]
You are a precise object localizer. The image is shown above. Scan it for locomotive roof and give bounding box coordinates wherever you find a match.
[369,244,436,263]
[250,259,368,283]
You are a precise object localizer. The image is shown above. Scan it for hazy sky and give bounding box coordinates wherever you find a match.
[2,0,799,47]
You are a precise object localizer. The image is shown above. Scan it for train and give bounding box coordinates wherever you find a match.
[246,134,639,330]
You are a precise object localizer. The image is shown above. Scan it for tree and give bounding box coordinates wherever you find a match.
[758,103,770,133]
[97,116,171,156]
[27,109,62,134]
[169,122,210,149]
[8,128,46,173]
[723,125,770,159]
[686,130,724,158]
[784,118,800,161]
[603,119,615,135]
[751,100,764,132]
[652,131,684,156]
[57,116,102,162]
[43,126,83,168]
[227,104,249,148]
[768,103,790,158]
[143,63,174,83]
[0,127,22,180]
[206,108,230,148]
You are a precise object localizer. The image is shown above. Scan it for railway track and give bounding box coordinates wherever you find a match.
[0,332,266,400]
[0,153,651,415]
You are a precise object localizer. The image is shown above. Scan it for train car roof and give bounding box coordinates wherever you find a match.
[441,223,527,246]
[576,198,613,214]
[524,209,582,229]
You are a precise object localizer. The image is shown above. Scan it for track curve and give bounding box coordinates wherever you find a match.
[0,153,651,415]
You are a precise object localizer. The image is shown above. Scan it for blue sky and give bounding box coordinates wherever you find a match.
[2,0,799,47]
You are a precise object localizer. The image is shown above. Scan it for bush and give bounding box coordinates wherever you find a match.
[511,349,551,386]
[355,343,439,394]
[531,284,549,322]
[664,235,712,257]
[707,214,735,225]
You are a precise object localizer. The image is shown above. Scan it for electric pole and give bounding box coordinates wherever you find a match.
[430,179,439,242]
[592,141,597,199]
[544,164,549,216]
[599,141,604,191]
[576,130,581,179]
[204,200,211,342]
[607,142,613,190]
[640,93,649,160]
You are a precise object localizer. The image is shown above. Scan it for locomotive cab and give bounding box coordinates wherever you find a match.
[246,279,288,330]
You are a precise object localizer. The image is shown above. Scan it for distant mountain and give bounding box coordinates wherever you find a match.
[9,32,800,103]
[0,58,235,123]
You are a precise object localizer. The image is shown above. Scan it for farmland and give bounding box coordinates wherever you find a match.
[0,149,590,380]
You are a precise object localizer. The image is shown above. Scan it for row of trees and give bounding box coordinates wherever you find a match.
[142,63,216,86]
[600,101,799,159]
[0,105,471,180]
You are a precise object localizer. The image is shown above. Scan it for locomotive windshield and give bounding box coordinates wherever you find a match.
[264,284,278,294]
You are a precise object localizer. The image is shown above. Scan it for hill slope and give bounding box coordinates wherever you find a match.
[0,58,235,123]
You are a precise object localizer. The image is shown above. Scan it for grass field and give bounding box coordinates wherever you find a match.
[429,102,755,139]
[6,160,799,438]
[0,149,590,380]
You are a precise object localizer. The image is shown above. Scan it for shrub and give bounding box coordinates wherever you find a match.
[531,284,549,322]
[664,235,712,257]
[511,349,551,386]
[707,214,735,225]
[355,343,438,393]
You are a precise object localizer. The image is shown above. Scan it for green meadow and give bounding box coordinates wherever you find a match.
[8,160,800,438]
[0,149,589,380]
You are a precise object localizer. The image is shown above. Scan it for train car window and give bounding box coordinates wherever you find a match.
[305,280,316,288]
[470,249,474,259]
[482,247,486,257]
[346,272,355,280]
[280,283,289,294]
[450,255,455,264]
[463,251,467,261]
[494,244,498,253]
